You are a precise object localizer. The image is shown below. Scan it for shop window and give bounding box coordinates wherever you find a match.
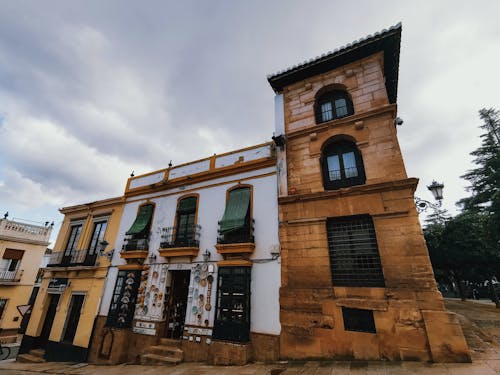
[321,139,365,190]
[106,270,140,328]
[316,90,353,124]
[342,307,376,333]
[327,215,385,287]
[213,267,251,342]
[218,187,253,244]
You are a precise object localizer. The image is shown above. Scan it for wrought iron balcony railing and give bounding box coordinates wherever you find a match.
[0,269,23,282]
[122,236,149,252]
[47,249,99,267]
[159,225,201,249]
[217,219,254,244]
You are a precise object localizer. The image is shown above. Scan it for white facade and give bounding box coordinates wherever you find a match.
[100,145,281,339]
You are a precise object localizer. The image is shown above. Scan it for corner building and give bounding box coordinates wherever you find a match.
[268,24,470,362]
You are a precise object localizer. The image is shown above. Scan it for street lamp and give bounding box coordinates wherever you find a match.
[415,181,445,213]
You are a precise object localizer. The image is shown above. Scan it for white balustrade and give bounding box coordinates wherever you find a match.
[0,219,52,243]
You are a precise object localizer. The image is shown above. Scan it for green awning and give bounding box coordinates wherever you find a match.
[178,197,197,214]
[126,204,154,235]
[219,188,250,234]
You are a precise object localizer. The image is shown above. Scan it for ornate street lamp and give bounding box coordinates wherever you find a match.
[415,181,444,213]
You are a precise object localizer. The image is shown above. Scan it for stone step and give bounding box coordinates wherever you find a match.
[159,338,181,347]
[140,353,181,365]
[30,349,45,358]
[148,345,183,359]
[16,353,45,363]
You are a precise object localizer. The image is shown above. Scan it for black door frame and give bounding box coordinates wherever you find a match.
[38,293,60,349]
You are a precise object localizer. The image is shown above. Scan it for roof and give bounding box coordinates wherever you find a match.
[267,23,402,104]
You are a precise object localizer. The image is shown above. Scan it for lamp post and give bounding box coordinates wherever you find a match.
[415,180,445,214]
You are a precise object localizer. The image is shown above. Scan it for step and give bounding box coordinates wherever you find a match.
[148,345,183,359]
[30,349,45,358]
[159,338,181,347]
[140,353,181,365]
[16,353,45,363]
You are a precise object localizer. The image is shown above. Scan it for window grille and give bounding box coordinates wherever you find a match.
[106,270,140,328]
[327,215,385,287]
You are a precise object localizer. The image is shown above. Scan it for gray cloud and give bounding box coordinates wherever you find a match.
[0,0,499,237]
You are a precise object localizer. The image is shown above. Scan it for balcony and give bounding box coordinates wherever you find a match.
[46,249,99,267]
[120,235,149,263]
[217,219,254,245]
[215,220,255,264]
[158,225,201,258]
[0,218,52,245]
[0,269,23,283]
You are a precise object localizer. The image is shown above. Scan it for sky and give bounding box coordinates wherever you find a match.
[1,1,499,245]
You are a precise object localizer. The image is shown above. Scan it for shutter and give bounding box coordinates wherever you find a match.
[219,188,250,234]
[177,197,197,214]
[3,249,25,260]
[126,205,154,235]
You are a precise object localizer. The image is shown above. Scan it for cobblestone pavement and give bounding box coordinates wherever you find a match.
[1,299,498,374]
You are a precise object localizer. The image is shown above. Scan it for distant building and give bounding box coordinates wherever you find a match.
[267,23,469,362]
[0,217,52,341]
[19,197,124,362]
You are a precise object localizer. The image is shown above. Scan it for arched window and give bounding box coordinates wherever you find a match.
[315,90,354,124]
[321,139,365,190]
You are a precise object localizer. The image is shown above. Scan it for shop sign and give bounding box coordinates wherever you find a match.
[133,321,156,335]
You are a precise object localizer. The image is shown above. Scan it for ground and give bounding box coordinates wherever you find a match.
[0,298,499,374]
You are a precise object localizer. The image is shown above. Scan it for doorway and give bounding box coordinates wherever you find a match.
[62,294,85,343]
[164,270,190,339]
[38,293,60,349]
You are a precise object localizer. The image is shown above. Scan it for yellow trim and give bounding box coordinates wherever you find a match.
[158,247,199,258]
[125,171,277,204]
[117,264,145,270]
[215,243,255,255]
[217,259,252,267]
[119,250,148,260]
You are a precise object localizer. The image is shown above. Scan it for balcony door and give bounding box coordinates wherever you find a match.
[85,220,107,266]
[63,223,82,266]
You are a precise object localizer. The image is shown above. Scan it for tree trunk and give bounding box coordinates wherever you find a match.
[489,278,500,308]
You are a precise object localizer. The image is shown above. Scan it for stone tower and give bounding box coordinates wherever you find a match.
[268,24,470,362]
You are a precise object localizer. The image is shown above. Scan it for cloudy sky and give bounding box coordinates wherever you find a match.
[1,1,499,244]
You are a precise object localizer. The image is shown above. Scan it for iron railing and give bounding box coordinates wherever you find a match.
[160,224,201,248]
[217,219,254,244]
[122,236,149,251]
[47,249,99,267]
[0,269,23,282]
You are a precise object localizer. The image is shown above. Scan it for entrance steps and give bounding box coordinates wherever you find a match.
[17,348,46,363]
[140,338,183,365]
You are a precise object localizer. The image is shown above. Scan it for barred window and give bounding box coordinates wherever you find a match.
[327,215,385,287]
[342,307,376,333]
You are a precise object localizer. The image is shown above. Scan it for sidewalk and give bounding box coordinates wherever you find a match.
[1,299,498,374]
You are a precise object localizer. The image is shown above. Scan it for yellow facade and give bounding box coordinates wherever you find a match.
[20,197,124,362]
[0,218,51,339]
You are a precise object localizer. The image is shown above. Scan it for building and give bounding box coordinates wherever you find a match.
[0,216,52,341]
[19,197,124,362]
[88,143,280,365]
[267,23,470,362]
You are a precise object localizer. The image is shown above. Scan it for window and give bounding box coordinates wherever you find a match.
[64,223,83,256]
[321,139,365,190]
[327,215,385,287]
[316,90,353,124]
[0,298,7,320]
[0,249,24,279]
[175,197,198,246]
[88,220,108,255]
[106,270,140,328]
[342,307,376,333]
[123,204,154,251]
[213,267,251,342]
[218,187,253,244]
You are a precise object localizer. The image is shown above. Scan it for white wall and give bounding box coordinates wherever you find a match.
[100,164,281,335]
